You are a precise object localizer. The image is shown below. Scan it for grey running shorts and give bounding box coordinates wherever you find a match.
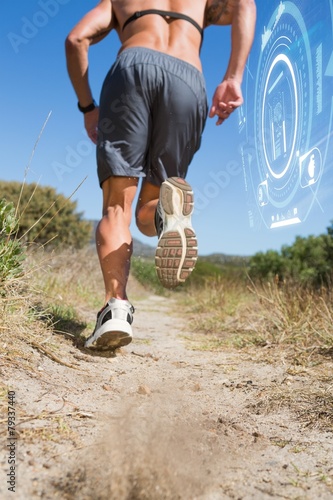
[96,47,208,187]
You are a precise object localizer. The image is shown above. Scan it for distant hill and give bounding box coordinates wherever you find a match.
[132,238,155,258]
[201,253,250,266]
[89,220,155,258]
[89,220,248,261]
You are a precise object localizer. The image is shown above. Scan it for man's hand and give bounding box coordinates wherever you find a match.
[84,107,99,144]
[209,78,243,125]
[206,0,256,126]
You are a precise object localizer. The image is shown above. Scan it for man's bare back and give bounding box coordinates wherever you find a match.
[73,0,249,73]
[111,0,207,70]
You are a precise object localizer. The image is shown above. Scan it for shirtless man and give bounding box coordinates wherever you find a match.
[65,0,256,351]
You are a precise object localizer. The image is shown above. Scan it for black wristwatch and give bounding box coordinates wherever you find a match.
[77,99,97,114]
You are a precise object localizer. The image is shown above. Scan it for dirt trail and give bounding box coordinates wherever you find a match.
[1,289,333,499]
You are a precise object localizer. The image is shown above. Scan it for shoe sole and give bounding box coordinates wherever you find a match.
[84,319,133,351]
[155,177,198,289]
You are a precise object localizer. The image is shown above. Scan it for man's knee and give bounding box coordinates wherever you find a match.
[100,204,134,231]
[101,176,138,215]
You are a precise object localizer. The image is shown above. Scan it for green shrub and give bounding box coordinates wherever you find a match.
[130,257,166,295]
[282,235,332,286]
[184,259,222,288]
[249,226,333,288]
[0,181,92,248]
[0,199,25,285]
[248,249,284,282]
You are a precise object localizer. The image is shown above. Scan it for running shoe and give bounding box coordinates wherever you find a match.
[155,177,198,289]
[84,298,134,350]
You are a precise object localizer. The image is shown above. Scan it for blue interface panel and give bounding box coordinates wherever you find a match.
[240,1,333,233]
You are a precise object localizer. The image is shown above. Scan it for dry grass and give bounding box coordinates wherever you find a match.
[183,276,250,333]
[182,276,333,434]
[0,277,52,368]
[0,246,104,381]
[2,248,333,368]
[0,244,152,376]
[29,245,104,312]
[246,279,333,348]
[249,383,333,432]
[0,245,105,428]
[184,277,333,363]
[1,246,333,441]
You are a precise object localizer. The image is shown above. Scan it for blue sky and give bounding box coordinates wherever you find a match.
[1,1,333,256]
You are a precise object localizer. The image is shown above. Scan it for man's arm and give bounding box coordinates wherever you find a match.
[206,0,257,125]
[65,0,114,142]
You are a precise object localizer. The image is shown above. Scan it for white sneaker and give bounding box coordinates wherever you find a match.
[85,298,134,351]
[155,177,198,289]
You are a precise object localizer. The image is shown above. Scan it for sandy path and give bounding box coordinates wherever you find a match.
[1,293,332,499]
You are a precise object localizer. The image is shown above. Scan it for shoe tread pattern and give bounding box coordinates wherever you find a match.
[94,331,132,351]
[155,177,197,289]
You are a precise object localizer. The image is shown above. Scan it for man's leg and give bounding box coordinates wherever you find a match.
[96,176,139,304]
[84,176,138,351]
[135,180,160,236]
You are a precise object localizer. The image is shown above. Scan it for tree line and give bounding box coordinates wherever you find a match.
[248,224,333,288]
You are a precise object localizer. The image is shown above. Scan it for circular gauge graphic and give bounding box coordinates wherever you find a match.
[254,1,313,213]
[240,0,333,231]
[261,53,298,181]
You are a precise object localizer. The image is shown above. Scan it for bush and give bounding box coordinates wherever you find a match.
[248,249,284,282]
[0,199,25,286]
[281,235,332,286]
[130,257,166,295]
[0,181,92,248]
[249,225,333,288]
[184,259,223,288]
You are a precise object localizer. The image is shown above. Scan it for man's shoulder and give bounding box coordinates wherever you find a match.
[205,0,233,27]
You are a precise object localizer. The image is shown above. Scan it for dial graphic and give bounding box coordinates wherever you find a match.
[240,0,333,231]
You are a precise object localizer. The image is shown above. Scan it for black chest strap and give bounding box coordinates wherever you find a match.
[122,9,203,38]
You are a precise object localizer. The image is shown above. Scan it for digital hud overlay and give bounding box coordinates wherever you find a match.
[239,1,333,235]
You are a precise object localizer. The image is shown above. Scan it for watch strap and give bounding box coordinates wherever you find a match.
[78,100,97,114]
